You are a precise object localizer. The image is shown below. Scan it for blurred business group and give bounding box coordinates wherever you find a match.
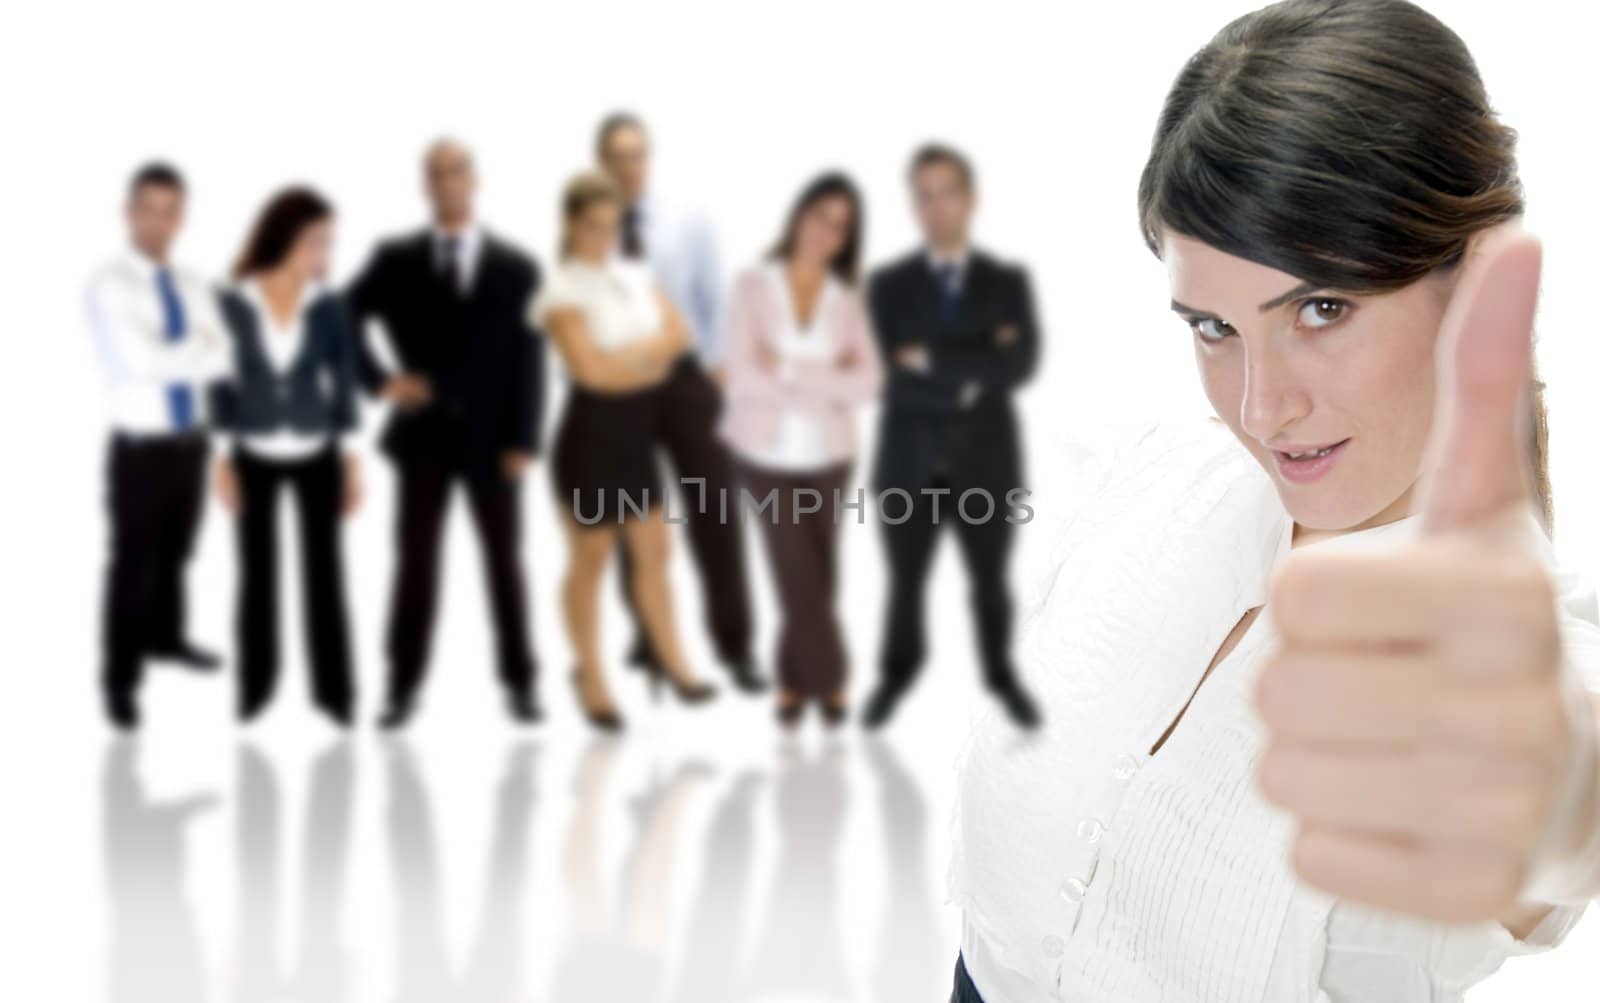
[87,114,1044,736]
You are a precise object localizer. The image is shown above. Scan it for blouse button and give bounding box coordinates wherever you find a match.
[1041,934,1065,959]
[1112,754,1140,780]
[1059,877,1087,903]
[1077,817,1104,843]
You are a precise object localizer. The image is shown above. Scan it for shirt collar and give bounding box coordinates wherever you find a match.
[125,246,170,281]
[925,246,971,275]
[240,276,319,323]
[433,221,483,255]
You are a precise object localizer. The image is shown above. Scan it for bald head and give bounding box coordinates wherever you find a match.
[423,138,477,229]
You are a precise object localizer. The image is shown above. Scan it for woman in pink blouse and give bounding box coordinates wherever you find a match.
[719,172,884,728]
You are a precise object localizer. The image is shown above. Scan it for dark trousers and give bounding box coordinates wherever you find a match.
[950,954,985,1002]
[102,433,209,698]
[619,355,753,666]
[879,476,1016,694]
[234,447,354,720]
[738,460,853,698]
[385,449,536,703]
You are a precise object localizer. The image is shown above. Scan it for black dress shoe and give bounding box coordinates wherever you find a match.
[507,688,544,725]
[861,683,905,731]
[378,699,416,731]
[723,654,769,694]
[776,695,804,730]
[819,696,849,730]
[992,679,1042,730]
[104,689,140,731]
[151,642,222,672]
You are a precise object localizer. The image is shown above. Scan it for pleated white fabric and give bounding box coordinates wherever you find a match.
[951,420,1595,1003]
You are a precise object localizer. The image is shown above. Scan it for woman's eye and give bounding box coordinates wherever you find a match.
[1190,317,1233,343]
[1297,297,1349,329]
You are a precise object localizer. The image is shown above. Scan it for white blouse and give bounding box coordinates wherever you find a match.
[733,264,839,472]
[530,258,661,354]
[952,420,1598,1003]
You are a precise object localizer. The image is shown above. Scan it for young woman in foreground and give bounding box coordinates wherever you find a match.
[950,1,1600,1000]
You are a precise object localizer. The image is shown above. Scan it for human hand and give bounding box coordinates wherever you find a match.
[894,343,930,373]
[502,450,532,483]
[341,453,363,517]
[216,456,241,515]
[1255,228,1589,924]
[383,373,432,409]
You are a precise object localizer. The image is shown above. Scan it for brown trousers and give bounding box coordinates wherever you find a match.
[737,459,854,697]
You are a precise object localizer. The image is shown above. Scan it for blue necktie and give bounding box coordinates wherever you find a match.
[937,263,961,319]
[155,268,195,431]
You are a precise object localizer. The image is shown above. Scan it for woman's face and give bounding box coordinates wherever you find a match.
[793,194,853,269]
[572,201,620,263]
[1163,232,1456,532]
[288,219,333,283]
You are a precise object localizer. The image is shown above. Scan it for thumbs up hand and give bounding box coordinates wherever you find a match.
[1254,227,1598,924]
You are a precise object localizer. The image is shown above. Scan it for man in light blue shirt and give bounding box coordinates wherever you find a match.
[596,112,763,694]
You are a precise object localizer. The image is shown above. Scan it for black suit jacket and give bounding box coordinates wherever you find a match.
[347,230,545,483]
[867,250,1040,495]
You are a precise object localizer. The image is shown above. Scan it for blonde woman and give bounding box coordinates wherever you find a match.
[532,172,715,731]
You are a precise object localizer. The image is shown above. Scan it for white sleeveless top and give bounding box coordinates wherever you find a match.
[952,420,1597,1003]
[530,258,660,353]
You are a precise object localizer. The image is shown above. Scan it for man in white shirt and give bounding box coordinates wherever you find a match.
[86,163,231,730]
[595,113,763,693]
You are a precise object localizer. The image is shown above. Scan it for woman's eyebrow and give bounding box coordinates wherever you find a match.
[1170,299,1214,319]
[1256,280,1318,312]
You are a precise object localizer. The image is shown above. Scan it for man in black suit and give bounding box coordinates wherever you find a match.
[862,144,1042,730]
[348,138,545,728]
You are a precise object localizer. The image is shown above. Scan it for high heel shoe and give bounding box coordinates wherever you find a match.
[571,670,624,733]
[642,660,717,706]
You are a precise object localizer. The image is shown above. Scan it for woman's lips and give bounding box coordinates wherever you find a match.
[1271,438,1350,484]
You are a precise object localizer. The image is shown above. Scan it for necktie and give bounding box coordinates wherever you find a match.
[155,268,195,432]
[438,236,461,290]
[937,262,961,319]
[621,206,644,259]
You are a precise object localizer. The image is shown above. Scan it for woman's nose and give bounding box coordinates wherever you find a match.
[1239,343,1312,444]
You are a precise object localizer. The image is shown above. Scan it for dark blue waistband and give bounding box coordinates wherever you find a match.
[952,953,985,1003]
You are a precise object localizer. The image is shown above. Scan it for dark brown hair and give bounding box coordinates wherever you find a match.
[1137,0,1551,528]
[768,172,864,285]
[908,142,974,191]
[128,161,185,198]
[232,187,333,280]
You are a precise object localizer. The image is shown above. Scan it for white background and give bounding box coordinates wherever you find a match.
[1,0,1597,1000]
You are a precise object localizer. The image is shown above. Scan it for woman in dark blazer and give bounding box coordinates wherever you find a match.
[211,187,360,726]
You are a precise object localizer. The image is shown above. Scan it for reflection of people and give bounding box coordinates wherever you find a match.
[212,188,359,726]
[720,173,883,727]
[595,113,764,693]
[742,742,852,1000]
[383,739,537,1002]
[102,741,214,1003]
[951,3,1600,1001]
[551,740,709,1000]
[667,770,763,1003]
[348,139,545,729]
[862,143,1041,732]
[864,739,944,1002]
[88,163,230,729]
[535,172,714,732]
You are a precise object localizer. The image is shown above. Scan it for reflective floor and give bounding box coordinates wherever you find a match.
[99,730,956,1003]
